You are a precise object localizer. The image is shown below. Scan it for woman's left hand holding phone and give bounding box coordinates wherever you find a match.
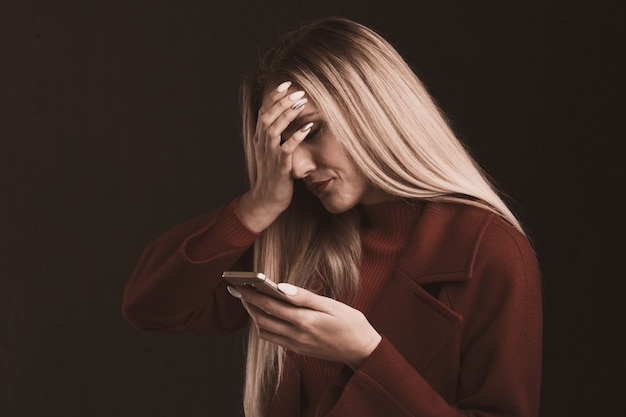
[229,282,382,370]
[237,81,314,232]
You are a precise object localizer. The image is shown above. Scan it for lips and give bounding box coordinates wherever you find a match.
[307,179,331,196]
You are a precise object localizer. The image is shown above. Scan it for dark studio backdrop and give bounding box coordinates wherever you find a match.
[1,0,624,416]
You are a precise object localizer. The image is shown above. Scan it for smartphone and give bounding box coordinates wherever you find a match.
[222,271,288,300]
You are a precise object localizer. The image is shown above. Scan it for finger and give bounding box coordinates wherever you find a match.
[258,81,292,114]
[241,299,313,354]
[239,286,309,323]
[255,327,300,352]
[266,101,309,150]
[258,90,305,119]
[279,121,314,152]
[257,91,307,146]
[239,286,293,311]
[241,299,295,337]
[267,99,310,152]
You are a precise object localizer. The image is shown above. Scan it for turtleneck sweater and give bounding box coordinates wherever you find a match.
[301,200,421,415]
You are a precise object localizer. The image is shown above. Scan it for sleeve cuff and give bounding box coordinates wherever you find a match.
[183,197,260,262]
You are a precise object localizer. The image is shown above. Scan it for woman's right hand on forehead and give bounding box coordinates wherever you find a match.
[237,81,314,233]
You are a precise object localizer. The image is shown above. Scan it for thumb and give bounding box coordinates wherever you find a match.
[277,283,333,312]
[277,282,299,296]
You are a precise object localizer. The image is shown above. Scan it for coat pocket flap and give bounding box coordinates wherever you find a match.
[368,271,462,372]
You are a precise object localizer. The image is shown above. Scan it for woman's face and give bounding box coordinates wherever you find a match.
[281,98,392,213]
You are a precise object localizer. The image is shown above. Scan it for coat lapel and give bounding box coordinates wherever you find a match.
[368,202,494,371]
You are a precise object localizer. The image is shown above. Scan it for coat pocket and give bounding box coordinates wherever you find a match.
[368,271,462,373]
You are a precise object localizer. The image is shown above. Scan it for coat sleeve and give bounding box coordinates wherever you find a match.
[315,218,543,417]
[122,197,259,335]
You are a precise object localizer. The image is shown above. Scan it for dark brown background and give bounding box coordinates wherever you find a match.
[1,1,624,416]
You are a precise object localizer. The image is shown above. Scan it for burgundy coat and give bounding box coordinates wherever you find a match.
[123,200,543,417]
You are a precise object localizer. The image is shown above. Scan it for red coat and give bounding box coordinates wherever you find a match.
[123,199,543,417]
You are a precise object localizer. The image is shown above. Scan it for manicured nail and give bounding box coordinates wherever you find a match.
[291,99,307,110]
[276,81,291,93]
[300,122,314,132]
[277,283,298,296]
[288,90,305,101]
[227,286,242,299]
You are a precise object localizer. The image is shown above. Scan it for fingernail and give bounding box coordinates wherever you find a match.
[277,283,298,296]
[291,98,307,110]
[288,90,305,101]
[227,286,242,299]
[300,122,314,132]
[276,81,291,93]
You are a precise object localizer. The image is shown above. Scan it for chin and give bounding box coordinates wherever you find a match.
[320,198,357,214]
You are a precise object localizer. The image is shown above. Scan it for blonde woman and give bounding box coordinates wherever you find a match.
[123,17,542,417]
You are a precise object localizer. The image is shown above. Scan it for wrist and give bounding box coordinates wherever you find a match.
[348,332,382,370]
[237,192,284,233]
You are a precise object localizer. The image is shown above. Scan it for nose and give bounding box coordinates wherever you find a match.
[291,145,316,179]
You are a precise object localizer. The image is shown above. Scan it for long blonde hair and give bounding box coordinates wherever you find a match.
[239,17,524,416]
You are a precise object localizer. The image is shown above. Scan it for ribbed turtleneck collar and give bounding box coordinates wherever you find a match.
[359,199,422,251]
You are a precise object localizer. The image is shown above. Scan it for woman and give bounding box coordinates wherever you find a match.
[123,17,542,417]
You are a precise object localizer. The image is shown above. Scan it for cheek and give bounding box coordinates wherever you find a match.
[337,169,370,203]
[345,162,368,186]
